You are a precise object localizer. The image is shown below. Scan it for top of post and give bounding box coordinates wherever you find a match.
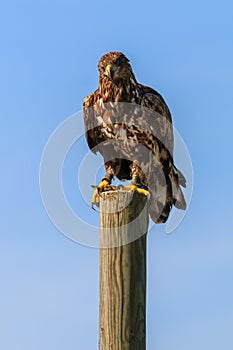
[99,190,149,248]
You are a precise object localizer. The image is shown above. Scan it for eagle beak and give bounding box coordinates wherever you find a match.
[105,64,115,80]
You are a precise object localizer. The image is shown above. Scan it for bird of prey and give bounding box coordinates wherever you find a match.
[83,52,186,223]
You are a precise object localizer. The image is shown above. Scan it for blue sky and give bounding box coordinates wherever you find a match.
[1,0,233,348]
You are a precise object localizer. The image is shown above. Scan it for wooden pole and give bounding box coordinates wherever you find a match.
[99,190,149,350]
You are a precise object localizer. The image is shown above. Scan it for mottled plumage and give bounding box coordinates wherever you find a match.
[83,52,186,223]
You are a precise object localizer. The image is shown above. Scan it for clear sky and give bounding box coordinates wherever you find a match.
[1,0,233,349]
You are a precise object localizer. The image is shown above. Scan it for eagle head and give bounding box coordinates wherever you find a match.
[98,52,136,84]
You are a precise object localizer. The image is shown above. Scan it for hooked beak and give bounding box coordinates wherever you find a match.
[104,64,116,80]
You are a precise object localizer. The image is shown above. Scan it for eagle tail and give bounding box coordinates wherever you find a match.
[174,166,186,188]
[170,167,186,210]
[148,165,186,224]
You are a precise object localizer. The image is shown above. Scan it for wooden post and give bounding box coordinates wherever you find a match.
[99,190,149,350]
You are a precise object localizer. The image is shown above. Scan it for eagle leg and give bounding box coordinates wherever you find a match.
[123,160,149,196]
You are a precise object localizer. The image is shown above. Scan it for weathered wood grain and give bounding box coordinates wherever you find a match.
[99,191,149,350]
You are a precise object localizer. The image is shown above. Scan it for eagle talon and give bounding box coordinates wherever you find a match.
[91,202,99,211]
[96,179,111,191]
[91,188,100,208]
[91,180,117,208]
[123,184,149,196]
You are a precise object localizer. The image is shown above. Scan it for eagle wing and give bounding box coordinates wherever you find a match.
[137,84,186,222]
[139,84,174,156]
[83,92,100,153]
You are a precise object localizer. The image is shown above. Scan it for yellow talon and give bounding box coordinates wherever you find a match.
[123,184,149,196]
[97,180,111,190]
[91,180,117,207]
[91,181,148,208]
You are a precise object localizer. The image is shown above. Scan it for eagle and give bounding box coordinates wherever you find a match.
[83,52,186,223]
